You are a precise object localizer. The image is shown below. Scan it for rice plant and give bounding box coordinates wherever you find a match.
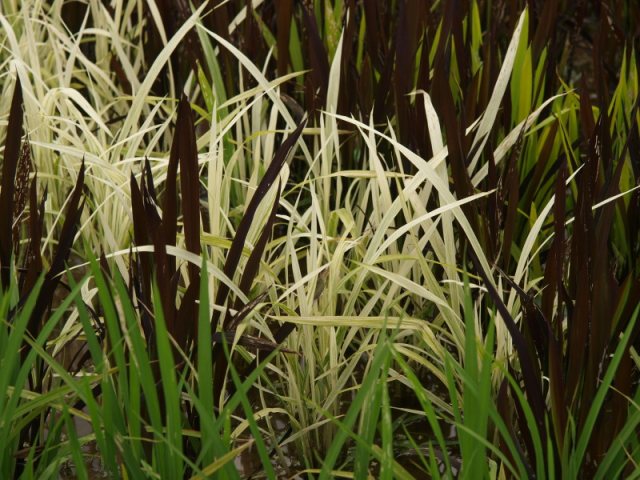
[1,0,640,478]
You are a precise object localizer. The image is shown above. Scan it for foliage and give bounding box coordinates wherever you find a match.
[1,0,640,478]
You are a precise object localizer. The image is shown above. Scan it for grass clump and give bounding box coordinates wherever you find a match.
[1,0,640,478]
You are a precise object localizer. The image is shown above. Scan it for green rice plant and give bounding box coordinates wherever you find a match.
[317,329,412,480]
[0,256,291,478]
[0,268,102,479]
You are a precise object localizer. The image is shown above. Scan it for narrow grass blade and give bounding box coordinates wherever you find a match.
[0,78,23,287]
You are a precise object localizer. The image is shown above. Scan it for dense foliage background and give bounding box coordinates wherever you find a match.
[1,0,640,478]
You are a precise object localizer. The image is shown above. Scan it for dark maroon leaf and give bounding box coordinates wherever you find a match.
[12,140,31,254]
[21,179,45,295]
[25,160,85,340]
[0,78,24,287]
[301,5,329,108]
[468,249,547,440]
[212,119,306,332]
[230,179,282,320]
[176,96,201,280]
[276,0,294,78]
